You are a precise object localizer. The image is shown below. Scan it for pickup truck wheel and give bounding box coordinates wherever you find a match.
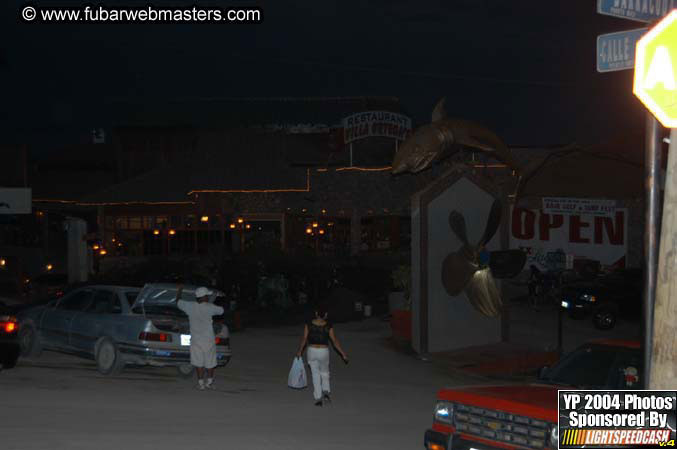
[593,307,617,330]
[19,324,42,358]
[95,338,125,375]
[176,364,195,379]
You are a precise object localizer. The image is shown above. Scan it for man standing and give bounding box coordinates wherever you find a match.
[176,286,224,390]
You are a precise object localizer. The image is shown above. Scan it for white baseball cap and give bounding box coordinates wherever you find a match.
[195,287,213,298]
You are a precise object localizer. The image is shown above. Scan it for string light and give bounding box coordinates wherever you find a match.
[312,222,318,228]
[0,259,6,267]
[306,228,312,234]
[99,249,107,256]
[229,223,236,229]
[46,264,53,271]
[335,166,392,172]
[153,230,160,235]
[93,244,100,250]
[169,229,176,236]
[237,218,244,224]
[319,229,325,235]
[201,216,209,222]
[246,224,251,229]
[33,199,195,206]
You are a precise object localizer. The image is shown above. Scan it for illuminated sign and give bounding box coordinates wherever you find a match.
[342,111,411,144]
[633,10,677,127]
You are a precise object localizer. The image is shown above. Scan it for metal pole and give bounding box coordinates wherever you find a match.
[643,112,662,387]
[350,143,353,167]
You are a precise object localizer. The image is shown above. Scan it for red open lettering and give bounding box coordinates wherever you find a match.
[539,213,564,241]
[512,208,535,240]
[569,215,590,243]
[594,211,625,245]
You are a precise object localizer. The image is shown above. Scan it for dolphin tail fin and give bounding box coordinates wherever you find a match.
[432,97,447,122]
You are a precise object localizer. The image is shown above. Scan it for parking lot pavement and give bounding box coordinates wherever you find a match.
[0,319,482,450]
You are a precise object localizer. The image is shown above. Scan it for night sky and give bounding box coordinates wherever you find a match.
[1,0,652,154]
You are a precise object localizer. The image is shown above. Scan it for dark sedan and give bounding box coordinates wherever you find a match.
[0,304,20,372]
[560,268,642,330]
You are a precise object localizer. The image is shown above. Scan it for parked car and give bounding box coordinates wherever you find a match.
[424,340,642,450]
[560,268,642,330]
[0,304,20,372]
[17,283,232,377]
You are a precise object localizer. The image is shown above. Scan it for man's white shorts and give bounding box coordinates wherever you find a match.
[190,340,217,369]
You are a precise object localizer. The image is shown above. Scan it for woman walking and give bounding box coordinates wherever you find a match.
[296,305,348,406]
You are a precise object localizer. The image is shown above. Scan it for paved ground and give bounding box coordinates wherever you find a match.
[0,319,482,450]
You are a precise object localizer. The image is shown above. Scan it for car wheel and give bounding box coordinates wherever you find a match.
[19,324,42,358]
[593,308,617,330]
[176,364,195,379]
[2,348,19,370]
[95,338,125,375]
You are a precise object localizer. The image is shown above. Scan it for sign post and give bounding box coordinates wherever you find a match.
[633,10,677,390]
[597,28,648,72]
[597,0,676,22]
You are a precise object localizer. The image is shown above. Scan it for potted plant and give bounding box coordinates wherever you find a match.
[389,265,412,341]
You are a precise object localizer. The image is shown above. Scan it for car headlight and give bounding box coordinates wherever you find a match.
[434,401,453,424]
[550,424,559,447]
[580,294,596,302]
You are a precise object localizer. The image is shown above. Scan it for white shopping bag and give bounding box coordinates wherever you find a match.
[287,356,308,389]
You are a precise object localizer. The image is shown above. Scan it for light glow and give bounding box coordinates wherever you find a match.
[201,216,209,222]
[46,264,53,271]
[633,10,677,127]
[168,229,176,235]
[153,229,160,235]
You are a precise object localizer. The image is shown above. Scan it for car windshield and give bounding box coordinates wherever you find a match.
[541,345,620,389]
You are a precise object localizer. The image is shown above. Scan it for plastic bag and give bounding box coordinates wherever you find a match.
[287,357,307,389]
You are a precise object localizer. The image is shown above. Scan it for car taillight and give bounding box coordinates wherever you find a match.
[215,337,229,346]
[0,316,18,334]
[138,332,172,342]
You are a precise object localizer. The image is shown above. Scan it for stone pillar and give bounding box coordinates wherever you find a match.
[350,209,361,256]
[66,217,88,284]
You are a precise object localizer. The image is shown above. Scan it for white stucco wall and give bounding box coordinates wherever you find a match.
[426,177,502,353]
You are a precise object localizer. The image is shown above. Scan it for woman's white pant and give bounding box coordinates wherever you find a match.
[306,346,330,400]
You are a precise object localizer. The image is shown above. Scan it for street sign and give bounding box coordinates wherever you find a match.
[597,28,648,72]
[597,0,676,23]
[634,10,677,128]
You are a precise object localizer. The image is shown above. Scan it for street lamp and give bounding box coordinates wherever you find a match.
[231,218,250,252]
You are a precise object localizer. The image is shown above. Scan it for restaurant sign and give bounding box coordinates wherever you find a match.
[342,111,411,144]
[542,197,617,218]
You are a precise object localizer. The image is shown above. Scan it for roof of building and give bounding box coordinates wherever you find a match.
[516,131,663,200]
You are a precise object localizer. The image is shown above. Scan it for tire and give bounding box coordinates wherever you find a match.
[593,307,617,330]
[2,348,19,369]
[19,324,42,358]
[176,364,195,379]
[95,338,125,375]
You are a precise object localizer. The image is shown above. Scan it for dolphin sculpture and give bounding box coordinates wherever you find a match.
[391,98,520,174]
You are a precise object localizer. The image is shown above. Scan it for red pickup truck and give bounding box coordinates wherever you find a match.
[424,340,642,450]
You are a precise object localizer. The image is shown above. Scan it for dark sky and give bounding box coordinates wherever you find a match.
[1,0,652,153]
